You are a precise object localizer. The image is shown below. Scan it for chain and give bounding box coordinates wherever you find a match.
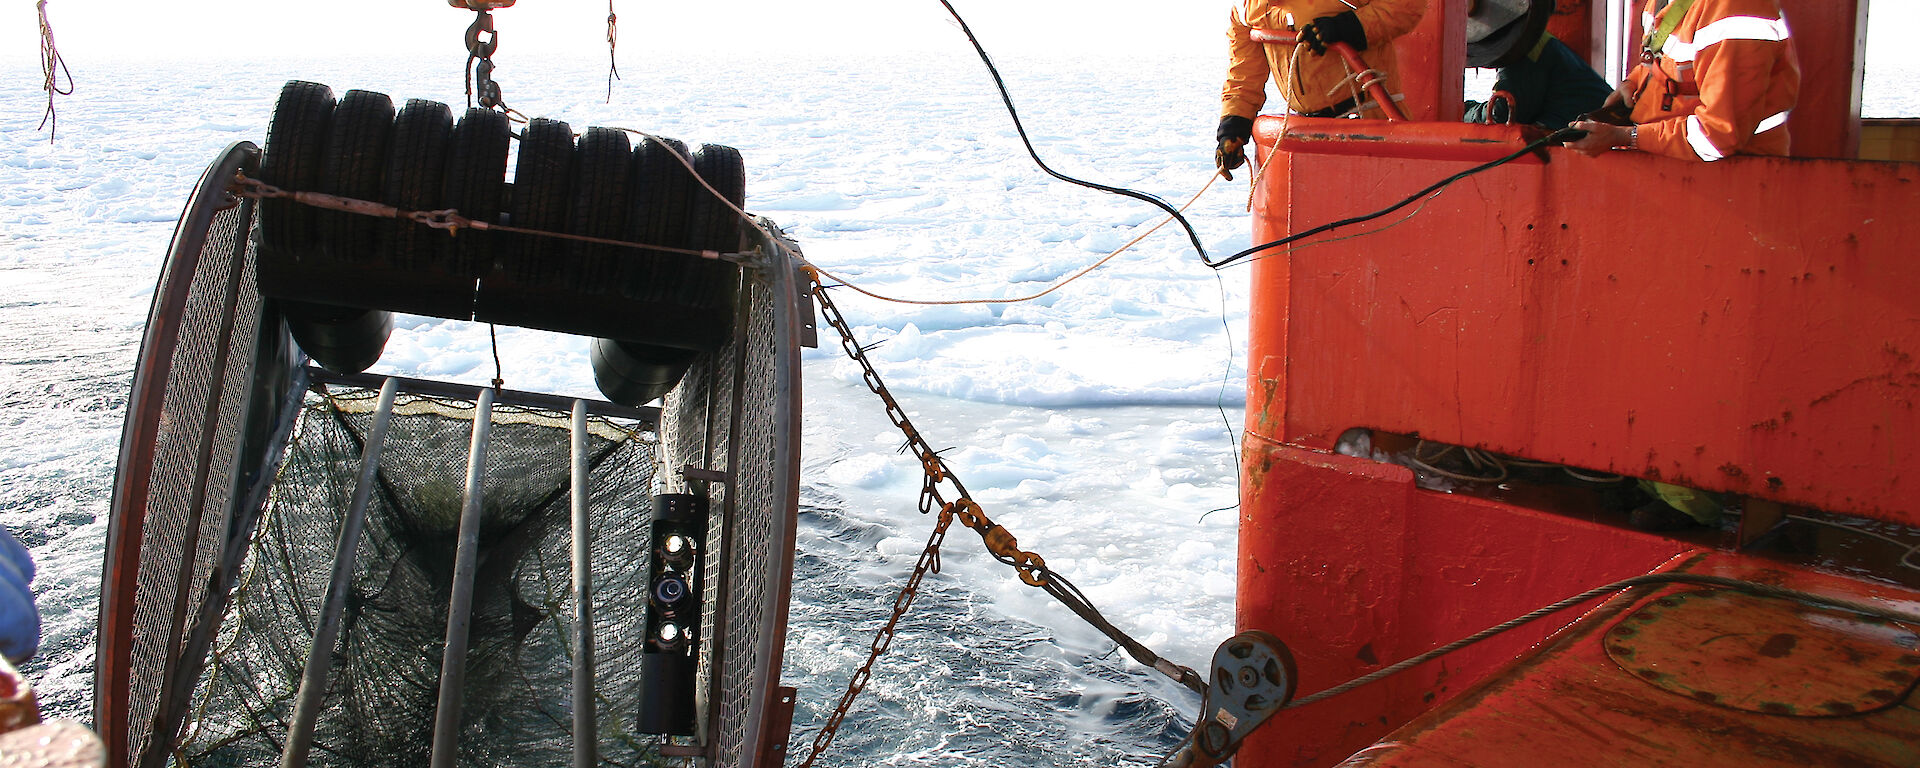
[799,279,1208,766]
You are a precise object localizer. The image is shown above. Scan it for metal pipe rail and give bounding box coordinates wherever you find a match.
[306,367,659,423]
[571,400,598,768]
[1248,27,1409,122]
[280,377,400,768]
[430,386,496,768]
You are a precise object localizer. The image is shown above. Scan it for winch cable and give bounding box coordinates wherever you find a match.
[1208,127,1580,270]
[1152,571,1920,767]
[807,173,1216,306]
[932,0,1212,263]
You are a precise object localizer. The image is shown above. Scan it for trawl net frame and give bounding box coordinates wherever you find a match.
[178,389,669,766]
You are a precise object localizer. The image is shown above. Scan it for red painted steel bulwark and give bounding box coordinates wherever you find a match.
[1236,116,1920,767]
[1249,116,1920,526]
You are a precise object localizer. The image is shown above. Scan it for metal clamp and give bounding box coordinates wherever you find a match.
[1164,630,1298,768]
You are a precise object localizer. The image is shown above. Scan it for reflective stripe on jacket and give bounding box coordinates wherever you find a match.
[1628,0,1799,161]
[1221,0,1427,118]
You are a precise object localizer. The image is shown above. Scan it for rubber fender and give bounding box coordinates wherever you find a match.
[591,338,699,406]
[282,301,395,374]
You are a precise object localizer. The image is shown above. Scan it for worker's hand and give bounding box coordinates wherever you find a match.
[1563,120,1631,156]
[1299,10,1367,55]
[1604,78,1637,110]
[1216,115,1253,180]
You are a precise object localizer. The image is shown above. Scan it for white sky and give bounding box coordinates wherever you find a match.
[9,0,1222,60]
[7,1,1916,62]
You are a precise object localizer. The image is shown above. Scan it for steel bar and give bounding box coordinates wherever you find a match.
[281,377,399,768]
[429,386,495,768]
[570,400,598,768]
[1245,28,1409,121]
[305,366,659,423]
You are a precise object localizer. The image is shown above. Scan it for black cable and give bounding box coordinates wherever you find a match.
[933,0,1212,262]
[1209,127,1580,269]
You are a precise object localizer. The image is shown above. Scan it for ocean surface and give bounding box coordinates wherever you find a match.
[2,46,1916,767]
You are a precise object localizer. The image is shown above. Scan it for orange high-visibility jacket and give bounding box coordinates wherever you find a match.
[1628,0,1800,161]
[1221,0,1427,119]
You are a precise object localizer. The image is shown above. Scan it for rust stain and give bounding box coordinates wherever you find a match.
[1757,633,1799,658]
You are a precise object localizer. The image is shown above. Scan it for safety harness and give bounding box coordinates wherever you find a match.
[1640,0,1700,111]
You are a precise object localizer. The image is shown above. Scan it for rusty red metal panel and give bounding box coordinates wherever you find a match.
[1339,552,1920,767]
[1237,437,1689,767]
[1277,118,1546,163]
[1779,0,1866,159]
[1249,128,1920,525]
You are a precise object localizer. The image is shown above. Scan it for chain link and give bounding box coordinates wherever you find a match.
[799,278,1208,765]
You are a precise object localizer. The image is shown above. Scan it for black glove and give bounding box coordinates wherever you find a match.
[1299,10,1368,55]
[1216,115,1253,180]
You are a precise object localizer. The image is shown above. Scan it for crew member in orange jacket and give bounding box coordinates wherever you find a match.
[1216,0,1427,178]
[1565,0,1798,160]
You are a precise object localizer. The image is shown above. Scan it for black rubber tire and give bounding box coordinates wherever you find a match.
[591,337,699,406]
[690,143,746,255]
[257,80,334,296]
[319,89,395,266]
[567,127,633,287]
[625,136,692,304]
[382,99,453,274]
[506,117,575,279]
[282,301,395,374]
[441,108,512,313]
[684,143,745,311]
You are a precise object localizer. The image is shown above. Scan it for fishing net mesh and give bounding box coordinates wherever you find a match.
[175,393,671,766]
[121,182,263,765]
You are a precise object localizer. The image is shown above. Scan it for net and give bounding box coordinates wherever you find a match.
[105,144,803,768]
[176,392,667,766]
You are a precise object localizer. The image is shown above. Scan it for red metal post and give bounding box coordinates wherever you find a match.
[1247,29,1410,122]
[1778,0,1867,158]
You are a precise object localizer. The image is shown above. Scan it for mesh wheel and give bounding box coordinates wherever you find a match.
[382,99,453,274]
[257,81,334,296]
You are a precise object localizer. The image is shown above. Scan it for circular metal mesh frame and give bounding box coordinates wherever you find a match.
[101,144,802,768]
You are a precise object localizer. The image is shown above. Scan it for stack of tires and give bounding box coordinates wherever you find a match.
[255,80,746,405]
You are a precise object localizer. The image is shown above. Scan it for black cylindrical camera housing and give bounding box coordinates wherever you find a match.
[638,493,707,736]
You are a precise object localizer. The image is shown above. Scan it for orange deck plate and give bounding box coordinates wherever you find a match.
[1333,553,1920,767]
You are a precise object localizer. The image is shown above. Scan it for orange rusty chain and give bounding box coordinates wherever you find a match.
[800,279,1209,768]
